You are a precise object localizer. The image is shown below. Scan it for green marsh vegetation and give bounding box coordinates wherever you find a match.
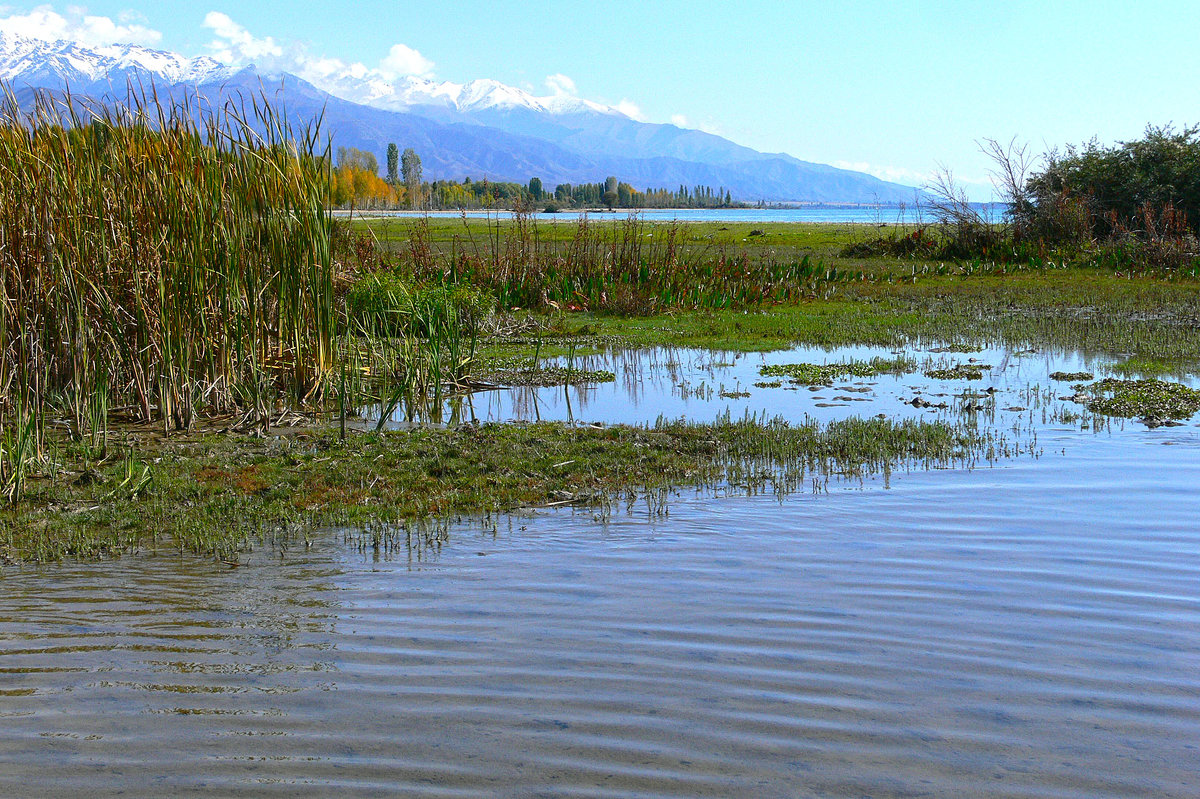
[0,87,490,511]
[0,87,335,504]
[1,413,1013,564]
[3,100,1200,563]
[845,129,1200,277]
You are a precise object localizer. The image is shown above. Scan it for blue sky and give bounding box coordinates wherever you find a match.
[1,1,1198,198]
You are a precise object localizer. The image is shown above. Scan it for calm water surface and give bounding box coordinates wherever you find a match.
[350,204,1007,225]
[2,345,1198,797]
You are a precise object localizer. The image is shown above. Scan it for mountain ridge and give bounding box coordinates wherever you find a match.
[0,31,926,203]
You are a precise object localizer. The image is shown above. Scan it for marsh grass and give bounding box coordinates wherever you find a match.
[0,412,1010,563]
[382,210,835,313]
[0,85,336,497]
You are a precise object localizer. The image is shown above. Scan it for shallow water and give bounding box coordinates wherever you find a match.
[3,347,1200,797]
[383,341,1164,431]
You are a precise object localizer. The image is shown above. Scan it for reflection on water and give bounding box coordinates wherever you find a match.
[378,342,1187,431]
[3,342,1200,797]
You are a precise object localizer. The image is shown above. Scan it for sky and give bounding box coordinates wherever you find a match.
[1,1,1198,199]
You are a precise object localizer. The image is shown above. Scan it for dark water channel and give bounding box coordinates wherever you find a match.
[3,345,1199,797]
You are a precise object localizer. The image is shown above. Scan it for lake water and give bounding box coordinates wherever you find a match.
[378,341,1137,431]
[348,204,1008,225]
[3,343,1199,797]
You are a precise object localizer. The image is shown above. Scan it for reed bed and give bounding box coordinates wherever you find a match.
[0,86,334,499]
[394,210,831,314]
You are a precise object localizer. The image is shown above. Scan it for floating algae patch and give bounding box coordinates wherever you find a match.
[1074,378,1200,422]
[925,363,993,380]
[1050,371,1094,382]
[759,356,915,386]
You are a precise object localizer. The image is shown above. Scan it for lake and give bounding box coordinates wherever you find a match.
[347,204,1009,225]
[2,341,1198,797]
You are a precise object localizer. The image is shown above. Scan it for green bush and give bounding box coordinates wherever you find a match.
[1020,125,1200,241]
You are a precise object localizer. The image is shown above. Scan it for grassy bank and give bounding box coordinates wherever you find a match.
[1,413,1001,563]
[478,268,1200,373]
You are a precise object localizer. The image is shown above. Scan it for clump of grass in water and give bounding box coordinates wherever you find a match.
[1049,371,1094,381]
[925,364,993,380]
[759,356,915,386]
[476,354,615,387]
[1073,378,1200,421]
[1108,355,1198,378]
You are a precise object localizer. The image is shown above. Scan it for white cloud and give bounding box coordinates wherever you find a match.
[199,11,434,97]
[202,11,281,64]
[544,73,576,96]
[614,99,644,121]
[833,160,932,186]
[377,43,434,79]
[0,4,162,47]
[670,114,689,128]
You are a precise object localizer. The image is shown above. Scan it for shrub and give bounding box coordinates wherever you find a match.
[1018,125,1200,240]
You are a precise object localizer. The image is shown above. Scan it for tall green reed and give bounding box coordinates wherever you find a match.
[0,83,335,494]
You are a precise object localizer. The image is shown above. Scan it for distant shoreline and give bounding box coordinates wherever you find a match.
[339,203,1008,224]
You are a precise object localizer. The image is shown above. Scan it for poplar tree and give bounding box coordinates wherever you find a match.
[386,143,399,184]
[401,148,423,208]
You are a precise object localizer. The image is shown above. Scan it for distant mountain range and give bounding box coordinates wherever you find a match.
[0,32,925,204]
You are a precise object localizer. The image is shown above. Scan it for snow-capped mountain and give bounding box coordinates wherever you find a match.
[361,76,617,116]
[0,31,618,118]
[0,31,230,89]
[0,30,925,203]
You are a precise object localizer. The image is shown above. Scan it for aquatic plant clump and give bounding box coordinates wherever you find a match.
[759,357,914,385]
[925,364,993,380]
[1075,378,1200,421]
[482,366,616,388]
[1049,371,1094,381]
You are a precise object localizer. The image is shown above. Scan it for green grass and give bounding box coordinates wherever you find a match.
[1,413,1003,564]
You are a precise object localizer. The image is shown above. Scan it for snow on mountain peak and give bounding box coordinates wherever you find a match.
[0,29,634,122]
[359,74,625,118]
[0,30,230,88]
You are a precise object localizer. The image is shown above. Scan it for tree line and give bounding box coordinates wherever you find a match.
[330,143,742,211]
